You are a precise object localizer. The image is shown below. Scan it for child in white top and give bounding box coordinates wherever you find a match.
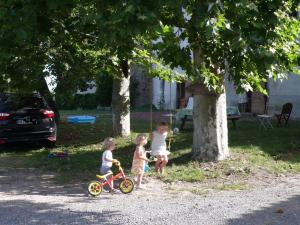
[150,122,170,174]
[131,134,148,189]
[100,137,116,191]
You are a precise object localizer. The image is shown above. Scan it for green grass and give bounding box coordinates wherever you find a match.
[1,112,300,184]
[211,183,249,191]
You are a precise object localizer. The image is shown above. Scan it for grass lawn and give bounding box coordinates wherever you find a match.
[1,111,300,185]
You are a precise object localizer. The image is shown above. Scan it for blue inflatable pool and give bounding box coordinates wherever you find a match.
[67,115,96,124]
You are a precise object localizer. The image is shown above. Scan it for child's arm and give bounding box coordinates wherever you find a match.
[167,130,173,137]
[136,147,148,161]
[104,156,114,162]
[104,151,115,162]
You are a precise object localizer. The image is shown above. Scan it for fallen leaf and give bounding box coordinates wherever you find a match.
[275,208,284,214]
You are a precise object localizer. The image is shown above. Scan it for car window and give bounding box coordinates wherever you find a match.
[0,95,46,112]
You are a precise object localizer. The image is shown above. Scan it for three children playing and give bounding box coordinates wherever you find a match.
[99,121,171,190]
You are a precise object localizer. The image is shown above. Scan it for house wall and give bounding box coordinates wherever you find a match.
[151,73,300,117]
[268,74,300,118]
[152,77,162,109]
[225,79,239,107]
[163,81,177,110]
[251,92,265,114]
[152,78,177,110]
[130,65,152,108]
[224,79,251,113]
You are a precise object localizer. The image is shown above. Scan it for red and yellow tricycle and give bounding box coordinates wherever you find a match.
[88,160,134,196]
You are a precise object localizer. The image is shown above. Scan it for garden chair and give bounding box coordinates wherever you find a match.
[227,106,241,129]
[178,97,193,130]
[275,103,293,126]
[257,104,273,129]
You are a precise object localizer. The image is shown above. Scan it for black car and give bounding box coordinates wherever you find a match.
[0,93,57,146]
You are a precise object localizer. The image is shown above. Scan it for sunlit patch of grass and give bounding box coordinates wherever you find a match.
[160,162,206,183]
[190,188,210,196]
[212,182,249,191]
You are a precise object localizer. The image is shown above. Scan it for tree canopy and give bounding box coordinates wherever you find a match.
[1,1,299,92]
[154,0,300,93]
[0,0,299,145]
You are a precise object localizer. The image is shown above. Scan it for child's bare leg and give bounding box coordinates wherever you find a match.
[159,155,168,174]
[155,157,162,172]
[136,173,144,188]
[108,176,114,190]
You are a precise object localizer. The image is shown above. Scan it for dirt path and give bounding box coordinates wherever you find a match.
[0,168,300,225]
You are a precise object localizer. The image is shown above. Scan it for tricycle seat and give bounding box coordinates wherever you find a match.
[96,172,113,179]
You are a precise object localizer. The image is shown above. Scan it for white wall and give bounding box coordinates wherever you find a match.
[152,78,177,110]
[225,79,239,107]
[152,77,162,109]
[163,81,177,110]
[152,74,300,118]
[268,74,300,118]
[153,77,244,110]
[224,79,249,108]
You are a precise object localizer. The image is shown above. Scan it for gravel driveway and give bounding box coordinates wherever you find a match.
[0,168,300,225]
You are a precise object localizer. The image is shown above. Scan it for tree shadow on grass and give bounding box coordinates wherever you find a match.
[0,141,136,196]
[0,141,136,185]
[0,166,121,199]
[155,120,300,167]
[0,116,113,153]
[226,195,300,225]
[228,121,300,163]
[56,119,113,147]
[0,140,52,153]
[0,199,121,225]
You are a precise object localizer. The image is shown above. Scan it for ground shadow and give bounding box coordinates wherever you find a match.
[0,165,128,198]
[2,113,300,184]
[0,142,47,153]
[0,140,137,185]
[228,120,300,163]
[0,199,121,225]
[227,195,300,225]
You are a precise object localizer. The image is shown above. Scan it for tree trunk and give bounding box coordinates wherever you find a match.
[191,46,229,161]
[39,77,60,124]
[192,87,229,161]
[111,62,130,137]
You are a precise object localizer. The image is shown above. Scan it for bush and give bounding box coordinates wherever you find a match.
[56,73,113,110]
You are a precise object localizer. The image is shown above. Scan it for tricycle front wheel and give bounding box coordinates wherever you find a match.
[88,181,102,197]
[119,178,134,194]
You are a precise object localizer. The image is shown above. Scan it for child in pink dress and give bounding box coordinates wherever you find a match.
[131,134,148,189]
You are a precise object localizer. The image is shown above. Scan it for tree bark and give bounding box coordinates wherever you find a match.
[111,61,131,137]
[192,89,229,161]
[191,47,229,161]
[39,77,60,124]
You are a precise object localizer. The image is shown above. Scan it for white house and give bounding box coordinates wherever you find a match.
[146,73,300,118]
[149,6,300,116]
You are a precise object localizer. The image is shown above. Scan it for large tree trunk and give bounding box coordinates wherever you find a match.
[39,77,60,124]
[192,89,229,161]
[191,46,229,161]
[111,61,130,137]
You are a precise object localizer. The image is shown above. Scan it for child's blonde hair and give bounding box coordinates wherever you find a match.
[103,137,115,149]
[136,133,147,145]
